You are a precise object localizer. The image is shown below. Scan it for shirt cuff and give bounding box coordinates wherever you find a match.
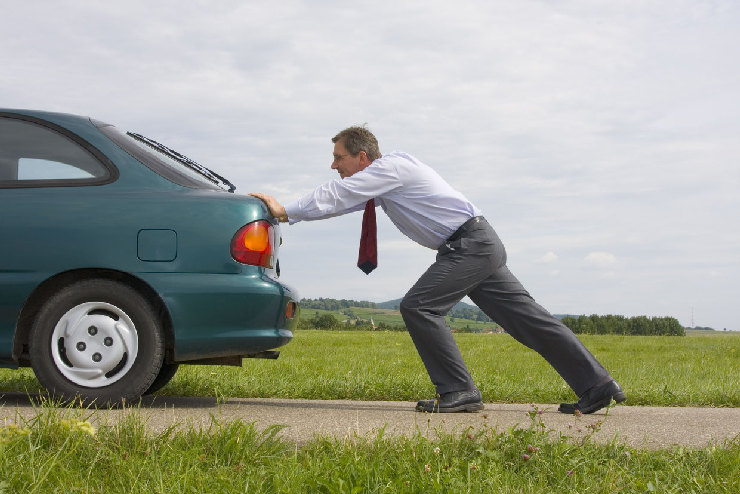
[283,201,302,225]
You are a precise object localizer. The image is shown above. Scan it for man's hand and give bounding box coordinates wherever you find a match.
[249,193,289,222]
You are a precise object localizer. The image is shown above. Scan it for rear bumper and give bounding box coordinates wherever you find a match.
[139,271,299,362]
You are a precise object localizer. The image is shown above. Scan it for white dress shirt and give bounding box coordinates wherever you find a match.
[283,151,482,249]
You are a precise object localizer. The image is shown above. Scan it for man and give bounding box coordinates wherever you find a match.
[250,126,625,414]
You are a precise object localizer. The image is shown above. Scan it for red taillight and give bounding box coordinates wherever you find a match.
[231,220,274,268]
[285,301,297,319]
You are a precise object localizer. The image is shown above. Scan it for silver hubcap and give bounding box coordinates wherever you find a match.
[50,301,138,387]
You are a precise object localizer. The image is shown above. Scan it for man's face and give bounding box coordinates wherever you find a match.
[331,141,366,179]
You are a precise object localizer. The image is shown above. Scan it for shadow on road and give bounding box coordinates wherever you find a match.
[0,392,411,412]
[0,392,219,410]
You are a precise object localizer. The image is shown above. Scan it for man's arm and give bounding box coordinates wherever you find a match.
[251,158,400,225]
[249,193,289,222]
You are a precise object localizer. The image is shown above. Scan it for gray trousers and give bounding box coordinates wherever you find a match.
[399,217,610,396]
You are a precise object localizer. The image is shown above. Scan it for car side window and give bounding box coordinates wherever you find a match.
[16,158,97,180]
[0,117,111,186]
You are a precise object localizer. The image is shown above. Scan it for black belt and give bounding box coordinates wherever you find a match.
[447,216,484,242]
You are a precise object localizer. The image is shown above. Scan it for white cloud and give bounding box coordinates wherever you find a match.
[584,252,618,268]
[536,252,558,264]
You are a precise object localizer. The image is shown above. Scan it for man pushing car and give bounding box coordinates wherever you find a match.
[250,126,625,414]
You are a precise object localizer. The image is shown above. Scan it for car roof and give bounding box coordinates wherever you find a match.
[0,108,104,126]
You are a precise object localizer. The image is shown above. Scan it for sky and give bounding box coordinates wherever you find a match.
[3,0,738,330]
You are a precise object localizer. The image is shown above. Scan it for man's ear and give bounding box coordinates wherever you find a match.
[359,151,372,167]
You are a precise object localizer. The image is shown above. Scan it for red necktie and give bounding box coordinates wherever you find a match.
[357,199,377,274]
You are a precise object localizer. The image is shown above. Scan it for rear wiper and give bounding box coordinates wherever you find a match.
[128,132,236,193]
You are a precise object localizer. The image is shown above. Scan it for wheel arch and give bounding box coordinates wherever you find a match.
[13,268,175,366]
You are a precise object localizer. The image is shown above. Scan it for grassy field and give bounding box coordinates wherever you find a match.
[1,330,739,406]
[181,330,739,407]
[1,331,739,492]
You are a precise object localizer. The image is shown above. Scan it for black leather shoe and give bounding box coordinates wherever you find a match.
[416,389,484,413]
[558,379,626,414]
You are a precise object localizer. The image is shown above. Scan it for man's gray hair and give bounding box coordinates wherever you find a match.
[332,126,381,161]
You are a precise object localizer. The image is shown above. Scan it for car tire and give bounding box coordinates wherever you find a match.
[29,279,164,406]
[143,362,179,395]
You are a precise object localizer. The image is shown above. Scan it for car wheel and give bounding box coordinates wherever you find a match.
[143,362,179,395]
[29,279,164,406]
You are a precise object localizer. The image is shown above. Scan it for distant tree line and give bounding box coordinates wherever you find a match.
[300,298,377,310]
[298,298,685,336]
[298,312,406,332]
[449,307,492,323]
[560,315,685,336]
[301,298,492,322]
[297,311,492,333]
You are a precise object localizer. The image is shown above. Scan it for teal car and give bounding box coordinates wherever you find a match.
[0,109,299,405]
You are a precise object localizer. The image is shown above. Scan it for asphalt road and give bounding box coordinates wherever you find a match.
[2,393,738,450]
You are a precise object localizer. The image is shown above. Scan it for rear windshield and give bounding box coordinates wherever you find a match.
[99,123,235,192]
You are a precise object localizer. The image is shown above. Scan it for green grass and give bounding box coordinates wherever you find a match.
[2,333,740,492]
[2,330,738,407]
[0,404,738,493]
[176,330,740,407]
